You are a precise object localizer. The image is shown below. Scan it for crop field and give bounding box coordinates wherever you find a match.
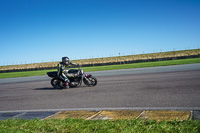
[0,49,200,72]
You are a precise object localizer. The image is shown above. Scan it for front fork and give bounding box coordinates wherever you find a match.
[83,74,92,84]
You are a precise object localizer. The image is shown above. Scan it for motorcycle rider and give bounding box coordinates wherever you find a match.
[57,57,77,88]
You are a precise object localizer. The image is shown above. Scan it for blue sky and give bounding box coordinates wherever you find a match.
[0,0,200,66]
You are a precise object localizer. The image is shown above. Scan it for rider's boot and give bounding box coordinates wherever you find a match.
[65,82,69,89]
[64,79,70,89]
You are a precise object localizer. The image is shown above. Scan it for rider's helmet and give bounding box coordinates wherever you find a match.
[62,57,70,65]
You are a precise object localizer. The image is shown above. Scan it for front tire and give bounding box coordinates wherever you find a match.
[83,76,97,87]
[51,78,63,89]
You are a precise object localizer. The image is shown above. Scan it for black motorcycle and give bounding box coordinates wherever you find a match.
[47,66,97,89]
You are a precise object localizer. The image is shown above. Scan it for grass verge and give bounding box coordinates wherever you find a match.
[0,118,200,133]
[0,58,200,79]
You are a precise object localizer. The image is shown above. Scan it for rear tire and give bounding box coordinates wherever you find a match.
[51,78,63,89]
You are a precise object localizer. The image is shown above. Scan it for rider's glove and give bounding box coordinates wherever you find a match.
[64,78,70,83]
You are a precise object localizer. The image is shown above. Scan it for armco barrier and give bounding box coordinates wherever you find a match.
[0,54,200,73]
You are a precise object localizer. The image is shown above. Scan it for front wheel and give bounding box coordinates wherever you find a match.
[51,78,63,89]
[83,76,97,87]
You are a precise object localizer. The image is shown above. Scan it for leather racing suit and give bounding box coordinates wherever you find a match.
[57,62,77,83]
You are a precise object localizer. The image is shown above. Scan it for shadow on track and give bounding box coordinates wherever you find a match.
[34,86,89,90]
[34,87,58,90]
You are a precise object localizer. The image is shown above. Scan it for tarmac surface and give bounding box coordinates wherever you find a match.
[0,63,200,120]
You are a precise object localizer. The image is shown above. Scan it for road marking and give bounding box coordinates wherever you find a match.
[1,107,200,113]
[11,112,26,119]
[45,111,98,120]
[0,109,197,121]
[140,110,191,122]
[41,111,60,121]
[90,110,143,120]
[136,110,145,119]
[86,110,103,120]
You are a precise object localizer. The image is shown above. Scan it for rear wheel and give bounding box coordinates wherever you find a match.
[83,76,97,87]
[51,78,63,89]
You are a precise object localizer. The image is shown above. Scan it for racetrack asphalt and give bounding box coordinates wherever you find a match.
[0,63,200,120]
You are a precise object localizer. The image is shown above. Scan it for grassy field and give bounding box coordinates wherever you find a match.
[0,58,200,79]
[0,118,200,133]
[0,49,200,71]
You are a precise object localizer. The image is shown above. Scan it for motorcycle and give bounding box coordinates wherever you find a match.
[47,66,97,89]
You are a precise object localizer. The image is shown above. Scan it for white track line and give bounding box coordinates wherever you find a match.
[1,107,200,113]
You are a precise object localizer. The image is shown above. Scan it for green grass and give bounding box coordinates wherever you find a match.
[0,69,54,79]
[83,57,200,72]
[0,118,200,133]
[0,58,200,79]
